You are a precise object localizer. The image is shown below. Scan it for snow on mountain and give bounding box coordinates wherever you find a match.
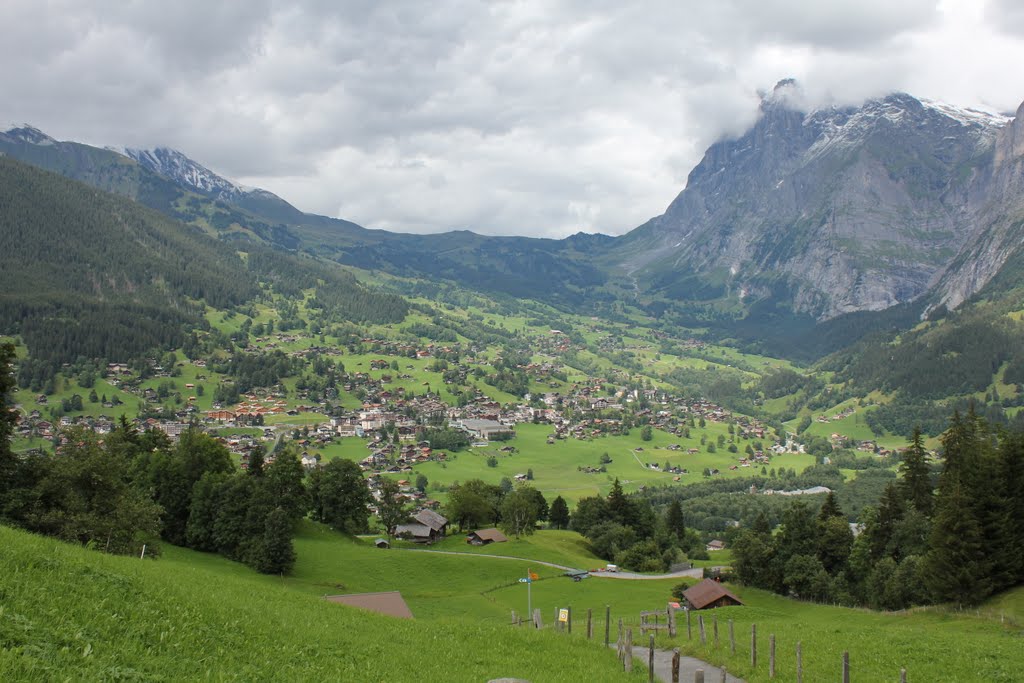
[123,146,245,200]
[1,124,56,146]
[803,94,1008,163]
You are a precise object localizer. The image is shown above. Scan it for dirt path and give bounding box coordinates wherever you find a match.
[396,548,703,580]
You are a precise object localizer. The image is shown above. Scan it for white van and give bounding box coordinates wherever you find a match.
[605,564,619,573]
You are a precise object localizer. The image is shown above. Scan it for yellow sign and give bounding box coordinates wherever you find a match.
[558,608,569,623]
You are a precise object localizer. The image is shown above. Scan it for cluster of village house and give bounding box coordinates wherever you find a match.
[13,325,824,486]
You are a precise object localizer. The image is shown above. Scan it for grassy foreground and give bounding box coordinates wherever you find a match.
[662,586,1024,682]
[0,525,644,682]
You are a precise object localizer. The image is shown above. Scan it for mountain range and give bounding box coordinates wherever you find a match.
[4,80,1024,358]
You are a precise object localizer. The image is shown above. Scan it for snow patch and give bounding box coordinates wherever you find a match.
[919,99,1012,127]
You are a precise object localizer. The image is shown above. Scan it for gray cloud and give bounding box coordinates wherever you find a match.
[2,1,1023,237]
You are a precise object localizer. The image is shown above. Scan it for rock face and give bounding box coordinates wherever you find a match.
[931,100,1024,311]
[620,81,1014,320]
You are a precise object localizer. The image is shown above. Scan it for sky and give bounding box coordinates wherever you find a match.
[3,1,1024,238]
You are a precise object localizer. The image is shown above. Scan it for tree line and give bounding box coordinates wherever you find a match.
[731,412,1024,609]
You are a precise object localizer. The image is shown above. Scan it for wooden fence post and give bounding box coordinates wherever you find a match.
[713,612,719,647]
[842,651,850,683]
[687,608,692,640]
[699,614,706,646]
[751,624,757,668]
[729,619,735,655]
[769,634,776,678]
[672,648,680,683]
[587,608,593,639]
[511,609,517,625]
[554,607,559,631]
[649,634,656,683]
[605,605,611,646]
[625,628,634,673]
[533,609,542,629]
[796,641,802,683]
[719,667,727,683]
[668,604,677,637]
[900,667,907,683]
[567,606,572,634]
[694,669,704,683]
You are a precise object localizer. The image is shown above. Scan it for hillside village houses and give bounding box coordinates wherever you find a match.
[14,330,813,492]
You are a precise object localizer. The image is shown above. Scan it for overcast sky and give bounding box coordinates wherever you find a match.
[4,1,1024,238]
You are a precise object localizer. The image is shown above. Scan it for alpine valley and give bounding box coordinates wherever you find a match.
[3,82,1024,682]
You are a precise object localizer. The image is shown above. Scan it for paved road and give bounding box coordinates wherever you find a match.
[396,548,704,580]
[619,645,745,683]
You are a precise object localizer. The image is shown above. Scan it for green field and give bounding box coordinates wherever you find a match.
[319,423,815,504]
[0,524,645,682]
[4,513,1023,682]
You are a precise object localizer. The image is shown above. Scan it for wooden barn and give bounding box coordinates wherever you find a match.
[682,579,744,610]
[466,528,508,545]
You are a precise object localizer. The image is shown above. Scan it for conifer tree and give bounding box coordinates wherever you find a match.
[925,480,989,606]
[899,427,933,517]
[998,432,1024,584]
[548,495,570,530]
[665,500,686,541]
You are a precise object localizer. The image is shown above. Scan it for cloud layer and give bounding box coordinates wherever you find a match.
[3,1,1024,237]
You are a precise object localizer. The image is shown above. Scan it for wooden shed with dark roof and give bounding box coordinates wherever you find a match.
[682,579,744,610]
[466,528,508,545]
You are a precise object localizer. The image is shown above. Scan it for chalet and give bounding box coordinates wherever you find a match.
[466,528,508,545]
[706,539,726,552]
[394,509,449,544]
[681,579,744,610]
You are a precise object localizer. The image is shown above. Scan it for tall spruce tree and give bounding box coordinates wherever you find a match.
[899,427,933,517]
[665,500,686,541]
[548,495,570,530]
[999,432,1024,584]
[925,480,989,606]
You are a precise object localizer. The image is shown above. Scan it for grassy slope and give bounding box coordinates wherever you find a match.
[0,524,643,683]
[666,586,1024,683]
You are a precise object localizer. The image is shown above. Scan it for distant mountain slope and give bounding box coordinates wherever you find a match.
[0,155,407,367]
[0,125,610,307]
[617,81,1013,320]
[0,154,256,364]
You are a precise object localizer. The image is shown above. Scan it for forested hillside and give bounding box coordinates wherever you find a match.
[0,156,406,373]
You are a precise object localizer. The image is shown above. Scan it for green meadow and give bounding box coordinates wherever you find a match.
[318,422,815,503]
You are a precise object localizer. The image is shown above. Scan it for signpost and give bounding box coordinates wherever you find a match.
[520,568,539,618]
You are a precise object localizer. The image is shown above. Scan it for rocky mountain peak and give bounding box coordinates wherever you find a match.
[1,124,57,146]
[122,146,245,200]
[621,88,1019,321]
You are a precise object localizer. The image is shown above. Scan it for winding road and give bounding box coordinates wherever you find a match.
[396,547,704,580]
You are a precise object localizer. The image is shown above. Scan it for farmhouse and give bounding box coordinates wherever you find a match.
[682,579,744,610]
[466,528,508,545]
[394,509,449,544]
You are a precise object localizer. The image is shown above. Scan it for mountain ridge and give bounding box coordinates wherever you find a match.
[6,85,1024,353]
